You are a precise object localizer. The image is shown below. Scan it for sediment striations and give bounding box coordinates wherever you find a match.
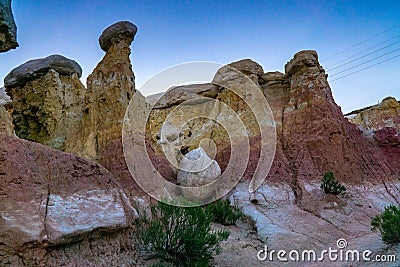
[0,133,138,266]
[0,0,18,52]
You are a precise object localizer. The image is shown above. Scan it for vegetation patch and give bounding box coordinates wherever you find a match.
[371,204,400,246]
[320,171,347,196]
[137,200,229,266]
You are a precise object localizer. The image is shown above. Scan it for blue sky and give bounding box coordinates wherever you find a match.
[1,0,399,113]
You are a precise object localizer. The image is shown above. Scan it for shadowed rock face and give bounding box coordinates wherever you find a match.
[4,55,85,150]
[0,0,18,52]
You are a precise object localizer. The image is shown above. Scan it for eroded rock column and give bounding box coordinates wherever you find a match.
[81,21,137,161]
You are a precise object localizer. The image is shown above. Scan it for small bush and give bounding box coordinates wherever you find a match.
[138,201,229,267]
[320,171,347,196]
[206,199,243,225]
[371,204,400,245]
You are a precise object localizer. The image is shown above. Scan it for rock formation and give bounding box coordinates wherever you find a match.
[347,96,400,143]
[3,21,140,194]
[145,59,276,186]
[78,21,137,193]
[4,55,85,150]
[0,21,143,266]
[0,0,18,52]
[346,96,400,132]
[143,50,400,259]
[0,133,138,265]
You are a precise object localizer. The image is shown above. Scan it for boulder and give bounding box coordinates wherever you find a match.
[99,21,137,52]
[4,54,82,88]
[177,147,221,187]
[0,134,138,265]
[0,0,18,52]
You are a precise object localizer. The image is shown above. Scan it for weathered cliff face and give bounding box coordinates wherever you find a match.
[0,0,18,52]
[4,55,85,150]
[227,51,400,260]
[0,134,138,266]
[346,96,400,178]
[146,51,400,189]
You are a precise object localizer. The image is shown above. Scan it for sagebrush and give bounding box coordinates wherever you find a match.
[371,204,400,245]
[320,171,347,196]
[138,201,229,266]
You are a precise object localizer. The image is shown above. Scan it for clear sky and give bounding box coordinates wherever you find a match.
[1,0,399,113]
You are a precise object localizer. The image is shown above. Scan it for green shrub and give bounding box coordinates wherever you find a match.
[206,199,243,225]
[371,204,400,245]
[138,201,229,267]
[320,171,347,196]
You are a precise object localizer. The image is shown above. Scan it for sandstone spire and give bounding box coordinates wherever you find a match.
[76,21,138,192]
